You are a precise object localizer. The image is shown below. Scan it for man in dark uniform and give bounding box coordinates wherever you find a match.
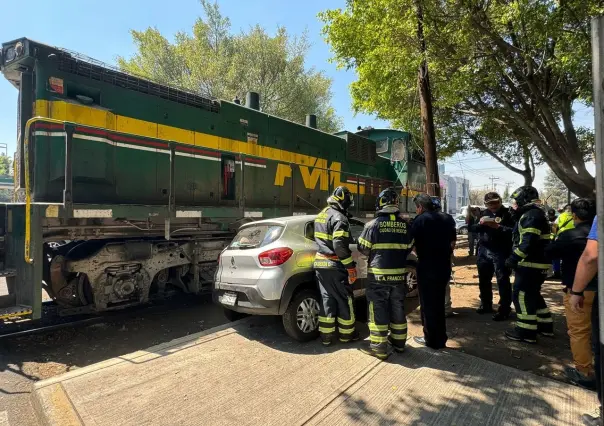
[357,188,413,360]
[470,192,514,320]
[504,186,553,344]
[410,193,457,349]
[313,186,359,346]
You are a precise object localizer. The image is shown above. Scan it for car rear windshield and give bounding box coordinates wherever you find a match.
[229,224,284,250]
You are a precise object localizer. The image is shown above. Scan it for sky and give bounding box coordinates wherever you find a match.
[0,0,596,192]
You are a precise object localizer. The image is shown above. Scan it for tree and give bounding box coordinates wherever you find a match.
[469,188,489,205]
[0,154,13,202]
[119,0,342,133]
[319,0,602,196]
[0,154,11,176]
[541,169,569,209]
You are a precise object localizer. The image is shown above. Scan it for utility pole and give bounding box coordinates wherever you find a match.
[488,175,500,191]
[590,16,604,415]
[503,181,514,199]
[415,0,440,197]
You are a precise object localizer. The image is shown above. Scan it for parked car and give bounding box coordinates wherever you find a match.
[455,215,469,235]
[213,215,418,342]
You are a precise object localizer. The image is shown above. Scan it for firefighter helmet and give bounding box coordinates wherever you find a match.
[375,188,400,211]
[510,186,540,209]
[328,186,354,210]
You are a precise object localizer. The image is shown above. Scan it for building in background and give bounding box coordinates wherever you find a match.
[438,164,470,215]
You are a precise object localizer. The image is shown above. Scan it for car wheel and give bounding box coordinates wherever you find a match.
[406,261,418,298]
[282,288,321,342]
[459,226,468,235]
[223,307,248,322]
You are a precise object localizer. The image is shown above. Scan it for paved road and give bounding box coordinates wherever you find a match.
[0,363,37,426]
[33,316,597,426]
[0,297,230,426]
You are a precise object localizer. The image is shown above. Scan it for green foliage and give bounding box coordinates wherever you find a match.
[0,154,14,202]
[320,0,602,196]
[119,0,342,133]
[0,154,12,176]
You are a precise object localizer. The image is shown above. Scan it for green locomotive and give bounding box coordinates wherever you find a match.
[0,37,426,321]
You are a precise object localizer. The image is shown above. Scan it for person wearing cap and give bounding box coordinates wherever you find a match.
[410,193,457,349]
[469,192,515,321]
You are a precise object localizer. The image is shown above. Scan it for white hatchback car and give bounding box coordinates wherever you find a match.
[213,215,417,341]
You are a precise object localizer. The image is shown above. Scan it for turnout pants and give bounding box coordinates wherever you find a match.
[512,267,553,341]
[417,262,450,349]
[315,268,357,344]
[366,282,407,357]
[477,246,512,313]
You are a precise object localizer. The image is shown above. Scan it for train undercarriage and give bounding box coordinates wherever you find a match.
[1,209,236,321]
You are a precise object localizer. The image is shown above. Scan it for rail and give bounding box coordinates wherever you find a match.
[22,117,426,264]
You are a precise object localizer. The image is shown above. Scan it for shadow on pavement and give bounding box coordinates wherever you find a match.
[330,344,583,425]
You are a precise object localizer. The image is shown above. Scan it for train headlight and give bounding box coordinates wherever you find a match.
[4,47,15,63]
[4,42,24,64]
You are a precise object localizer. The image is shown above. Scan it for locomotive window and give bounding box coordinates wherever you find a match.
[391,138,407,162]
[375,138,389,154]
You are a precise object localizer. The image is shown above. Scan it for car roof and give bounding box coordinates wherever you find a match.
[239,215,317,228]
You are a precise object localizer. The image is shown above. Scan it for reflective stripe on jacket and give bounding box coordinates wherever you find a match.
[510,205,551,269]
[313,205,356,270]
[357,212,413,283]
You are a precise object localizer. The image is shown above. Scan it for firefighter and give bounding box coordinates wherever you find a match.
[313,186,359,345]
[504,186,553,343]
[357,188,413,360]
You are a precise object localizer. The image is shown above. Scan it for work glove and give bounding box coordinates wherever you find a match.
[505,256,518,270]
[347,268,357,285]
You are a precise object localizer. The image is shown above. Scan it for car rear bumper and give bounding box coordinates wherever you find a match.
[213,282,281,315]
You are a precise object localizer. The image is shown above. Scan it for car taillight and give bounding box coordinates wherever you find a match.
[258,247,293,266]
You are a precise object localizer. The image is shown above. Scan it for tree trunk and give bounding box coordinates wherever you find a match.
[521,145,534,187]
[522,172,533,187]
[416,0,440,197]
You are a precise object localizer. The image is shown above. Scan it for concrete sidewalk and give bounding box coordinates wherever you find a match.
[32,316,596,426]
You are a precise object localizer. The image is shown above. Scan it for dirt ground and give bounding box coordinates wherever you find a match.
[403,247,574,383]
